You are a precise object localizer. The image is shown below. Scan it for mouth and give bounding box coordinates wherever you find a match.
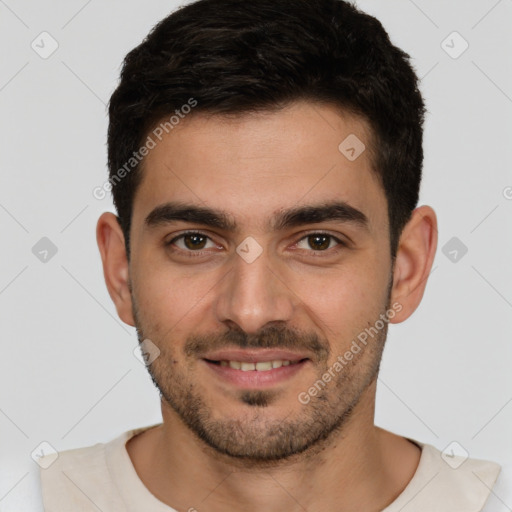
[205,358,307,371]
[201,349,311,389]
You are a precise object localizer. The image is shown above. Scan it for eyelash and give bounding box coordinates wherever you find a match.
[165,230,347,257]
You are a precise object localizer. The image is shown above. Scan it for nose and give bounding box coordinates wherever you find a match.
[213,244,295,334]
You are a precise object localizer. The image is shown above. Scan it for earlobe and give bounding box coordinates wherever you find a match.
[96,212,135,326]
[389,205,438,324]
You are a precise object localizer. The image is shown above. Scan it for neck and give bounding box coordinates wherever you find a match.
[127,381,421,511]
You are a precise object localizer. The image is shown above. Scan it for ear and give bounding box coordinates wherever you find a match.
[389,205,438,323]
[96,212,135,326]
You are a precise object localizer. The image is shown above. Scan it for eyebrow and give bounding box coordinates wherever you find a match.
[144,200,370,233]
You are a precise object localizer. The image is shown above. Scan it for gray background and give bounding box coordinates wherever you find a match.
[1,0,511,509]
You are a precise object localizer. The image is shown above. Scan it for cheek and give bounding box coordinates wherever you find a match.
[290,258,388,342]
[133,265,220,329]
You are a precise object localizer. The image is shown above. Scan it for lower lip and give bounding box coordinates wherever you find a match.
[202,359,309,389]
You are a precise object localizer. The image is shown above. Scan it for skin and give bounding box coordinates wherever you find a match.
[97,101,437,511]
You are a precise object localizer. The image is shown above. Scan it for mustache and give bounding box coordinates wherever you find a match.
[184,324,330,361]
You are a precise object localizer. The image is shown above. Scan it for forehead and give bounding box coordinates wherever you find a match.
[132,101,387,235]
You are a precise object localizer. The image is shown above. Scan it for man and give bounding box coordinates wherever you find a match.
[39,0,505,510]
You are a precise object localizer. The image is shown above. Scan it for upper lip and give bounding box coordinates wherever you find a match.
[202,349,310,363]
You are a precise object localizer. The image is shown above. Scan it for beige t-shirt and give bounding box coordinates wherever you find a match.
[39,424,501,512]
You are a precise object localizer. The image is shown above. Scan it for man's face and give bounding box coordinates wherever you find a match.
[128,101,394,461]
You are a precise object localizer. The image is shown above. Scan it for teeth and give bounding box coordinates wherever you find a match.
[255,361,273,371]
[222,359,297,371]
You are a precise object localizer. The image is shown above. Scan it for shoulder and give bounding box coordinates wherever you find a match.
[481,463,512,512]
[384,439,503,512]
[38,435,122,511]
[38,425,159,512]
[39,433,118,489]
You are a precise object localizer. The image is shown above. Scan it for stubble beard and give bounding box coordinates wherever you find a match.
[132,284,392,464]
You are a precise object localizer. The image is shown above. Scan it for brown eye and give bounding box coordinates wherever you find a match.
[295,233,344,252]
[307,235,331,250]
[168,232,215,251]
[183,233,208,250]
